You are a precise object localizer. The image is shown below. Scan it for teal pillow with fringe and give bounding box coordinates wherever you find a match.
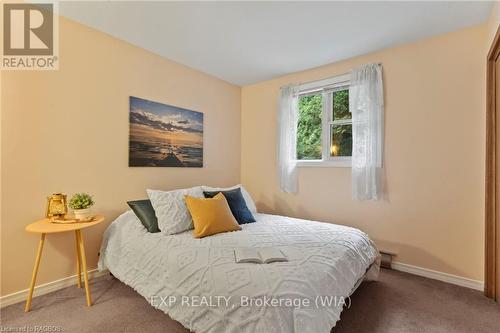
[127,199,160,233]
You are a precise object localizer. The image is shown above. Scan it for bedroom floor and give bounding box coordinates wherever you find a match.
[1,269,499,333]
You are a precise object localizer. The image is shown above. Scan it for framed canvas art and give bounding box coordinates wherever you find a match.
[129,96,203,167]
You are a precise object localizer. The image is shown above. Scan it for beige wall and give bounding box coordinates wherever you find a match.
[487,2,500,45]
[241,25,487,281]
[0,18,241,296]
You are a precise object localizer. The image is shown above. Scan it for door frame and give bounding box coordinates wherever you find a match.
[485,25,500,299]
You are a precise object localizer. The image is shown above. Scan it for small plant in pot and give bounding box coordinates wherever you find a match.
[69,193,94,221]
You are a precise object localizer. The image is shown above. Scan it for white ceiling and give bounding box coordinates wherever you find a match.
[59,1,493,86]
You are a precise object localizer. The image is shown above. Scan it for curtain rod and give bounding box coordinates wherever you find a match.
[299,84,348,96]
[286,62,382,89]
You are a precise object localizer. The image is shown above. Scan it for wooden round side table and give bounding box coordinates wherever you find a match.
[24,215,105,312]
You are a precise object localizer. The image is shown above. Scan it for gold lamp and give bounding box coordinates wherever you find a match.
[330,142,340,156]
[46,193,68,219]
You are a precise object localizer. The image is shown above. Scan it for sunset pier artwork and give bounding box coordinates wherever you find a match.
[128,96,203,167]
[157,146,184,167]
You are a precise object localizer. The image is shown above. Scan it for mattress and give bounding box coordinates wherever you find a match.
[98,211,379,333]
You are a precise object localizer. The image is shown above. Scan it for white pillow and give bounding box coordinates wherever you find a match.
[147,186,203,235]
[201,184,257,213]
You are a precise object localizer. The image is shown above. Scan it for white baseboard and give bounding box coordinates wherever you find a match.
[391,261,484,291]
[0,269,109,308]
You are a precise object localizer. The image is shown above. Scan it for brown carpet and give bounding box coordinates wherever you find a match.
[1,269,499,332]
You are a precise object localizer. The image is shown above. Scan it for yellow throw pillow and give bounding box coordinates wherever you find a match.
[185,192,241,238]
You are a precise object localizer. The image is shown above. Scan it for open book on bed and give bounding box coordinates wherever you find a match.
[234,247,287,264]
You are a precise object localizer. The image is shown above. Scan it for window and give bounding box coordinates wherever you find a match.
[296,74,351,167]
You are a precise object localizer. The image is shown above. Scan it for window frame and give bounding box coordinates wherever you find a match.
[295,73,352,168]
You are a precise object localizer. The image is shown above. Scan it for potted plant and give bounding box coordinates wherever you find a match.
[69,193,95,221]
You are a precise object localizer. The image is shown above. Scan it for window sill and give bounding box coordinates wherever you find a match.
[296,159,351,168]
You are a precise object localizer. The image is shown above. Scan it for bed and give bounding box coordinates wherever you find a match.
[98,210,379,333]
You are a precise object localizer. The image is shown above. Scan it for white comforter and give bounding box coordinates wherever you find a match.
[98,211,379,333]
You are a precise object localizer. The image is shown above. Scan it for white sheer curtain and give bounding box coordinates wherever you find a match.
[350,64,384,200]
[277,84,299,193]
